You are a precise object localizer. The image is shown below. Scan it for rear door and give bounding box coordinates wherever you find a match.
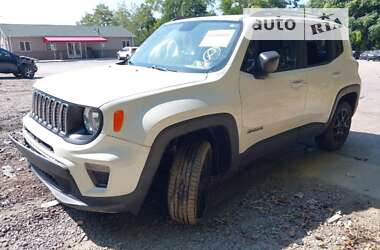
[239,40,309,151]
[303,40,344,124]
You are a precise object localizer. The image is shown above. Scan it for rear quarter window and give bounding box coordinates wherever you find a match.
[306,40,344,67]
[333,40,344,59]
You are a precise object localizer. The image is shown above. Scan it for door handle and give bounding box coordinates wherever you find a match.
[332,71,341,77]
[290,80,304,84]
[289,80,306,88]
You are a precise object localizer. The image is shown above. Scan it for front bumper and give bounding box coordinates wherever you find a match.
[9,134,147,213]
[32,63,38,72]
[10,114,152,214]
[117,53,129,60]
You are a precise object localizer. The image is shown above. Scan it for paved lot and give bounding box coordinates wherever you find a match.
[0,60,379,249]
[275,60,380,199]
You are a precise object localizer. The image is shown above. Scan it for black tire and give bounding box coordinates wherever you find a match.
[167,140,213,225]
[21,65,35,79]
[317,102,352,151]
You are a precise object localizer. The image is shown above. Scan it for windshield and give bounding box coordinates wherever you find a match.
[130,20,242,73]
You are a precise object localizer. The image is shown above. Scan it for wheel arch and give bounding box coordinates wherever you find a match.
[327,84,360,126]
[129,113,240,214]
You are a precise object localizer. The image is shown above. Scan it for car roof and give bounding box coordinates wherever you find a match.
[168,15,244,25]
[166,14,341,27]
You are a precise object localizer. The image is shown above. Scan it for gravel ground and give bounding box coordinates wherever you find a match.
[0,61,379,249]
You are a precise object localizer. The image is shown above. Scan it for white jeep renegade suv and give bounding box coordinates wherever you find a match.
[11,15,360,225]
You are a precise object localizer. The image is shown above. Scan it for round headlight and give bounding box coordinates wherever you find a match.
[83,107,101,135]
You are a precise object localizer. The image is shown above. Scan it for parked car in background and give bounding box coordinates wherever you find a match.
[362,50,380,61]
[368,50,380,61]
[366,51,376,61]
[0,48,38,79]
[375,50,380,61]
[352,50,361,59]
[359,51,370,60]
[116,46,138,60]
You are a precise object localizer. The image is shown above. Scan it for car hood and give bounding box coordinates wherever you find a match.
[20,56,37,62]
[34,64,208,107]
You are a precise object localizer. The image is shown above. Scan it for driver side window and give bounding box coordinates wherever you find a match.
[241,40,299,74]
[0,50,10,57]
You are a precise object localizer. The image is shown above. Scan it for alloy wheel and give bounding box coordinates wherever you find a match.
[332,108,351,143]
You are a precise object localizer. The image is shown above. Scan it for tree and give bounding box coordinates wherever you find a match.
[220,0,250,15]
[308,0,380,50]
[112,3,132,28]
[78,1,218,45]
[159,0,215,23]
[128,3,157,45]
[79,4,114,26]
[220,0,298,14]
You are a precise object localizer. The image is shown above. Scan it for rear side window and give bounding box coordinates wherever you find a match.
[241,40,300,73]
[306,40,329,66]
[306,40,343,67]
[332,40,344,59]
[0,49,10,57]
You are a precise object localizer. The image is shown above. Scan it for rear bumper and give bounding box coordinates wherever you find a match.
[9,134,147,214]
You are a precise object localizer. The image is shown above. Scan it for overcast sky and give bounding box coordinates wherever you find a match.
[0,0,139,25]
[0,0,307,25]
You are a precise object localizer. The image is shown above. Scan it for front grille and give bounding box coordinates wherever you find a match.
[32,91,69,135]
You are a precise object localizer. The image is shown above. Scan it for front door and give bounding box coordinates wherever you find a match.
[239,40,308,151]
[67,42,82,59]
[0,49,18,73]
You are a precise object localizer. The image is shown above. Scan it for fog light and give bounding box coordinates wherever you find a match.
[85,163,110,188]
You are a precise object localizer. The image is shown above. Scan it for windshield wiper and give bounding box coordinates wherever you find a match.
[151,65,177,72]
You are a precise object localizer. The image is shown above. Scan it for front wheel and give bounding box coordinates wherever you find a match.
[167,140,213,225]
[21,65,35,79]
[317,102,352,151]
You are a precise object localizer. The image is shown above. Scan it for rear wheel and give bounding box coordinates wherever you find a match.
[317,102,352,151]
[167,140,213,225]
[21,65,35,79]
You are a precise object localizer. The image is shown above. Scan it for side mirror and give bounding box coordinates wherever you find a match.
[258,51,280,74]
